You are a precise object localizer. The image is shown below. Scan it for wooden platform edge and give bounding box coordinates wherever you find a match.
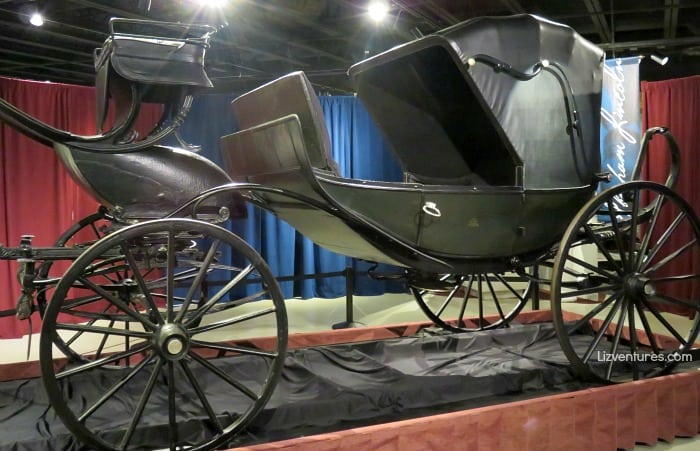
[232,367,700,451]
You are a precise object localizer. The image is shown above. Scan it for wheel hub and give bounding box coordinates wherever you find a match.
[624,273,656,300]
[154,323,190,361]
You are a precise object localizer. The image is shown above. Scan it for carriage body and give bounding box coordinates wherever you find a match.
[55,142,233,221]
[221,14,604,273]
[1,13,698,451]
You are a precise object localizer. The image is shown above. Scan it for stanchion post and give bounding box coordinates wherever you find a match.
[332,266,364,329]
[531,265,540,310]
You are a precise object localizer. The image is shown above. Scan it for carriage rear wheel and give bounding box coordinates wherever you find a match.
[39,218,288,451]
[411,271,534,332]
[551,181,700,382]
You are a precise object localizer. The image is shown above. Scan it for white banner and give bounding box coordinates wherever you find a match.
[600,56,642,191]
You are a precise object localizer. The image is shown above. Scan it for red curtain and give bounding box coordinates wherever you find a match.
[0,76,161,338]
[641,75,700,316]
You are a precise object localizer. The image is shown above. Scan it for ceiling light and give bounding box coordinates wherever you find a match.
[192,0,227,7]
[29,11,43,27]
[650,53,669,65]
[367,1,389,23]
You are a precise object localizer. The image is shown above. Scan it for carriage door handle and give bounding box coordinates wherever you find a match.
[422,202,441,217]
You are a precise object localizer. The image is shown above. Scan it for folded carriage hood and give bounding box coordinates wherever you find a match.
[350,14,605,190]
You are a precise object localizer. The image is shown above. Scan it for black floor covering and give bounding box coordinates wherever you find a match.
[0,322,601,450]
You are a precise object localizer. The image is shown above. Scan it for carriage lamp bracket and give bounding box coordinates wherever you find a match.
[15,237,38,350]
[14,235,38,320]
[595,172,612,183]
[15,258,37,320]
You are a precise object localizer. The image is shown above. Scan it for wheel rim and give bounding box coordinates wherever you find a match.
[36,210,111,316]
[551,181,700,382]
[39,219,288,450]
[411,271,533,332]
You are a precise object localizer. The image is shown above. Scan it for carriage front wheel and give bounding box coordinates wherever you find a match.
[411,270,534,332]
[39,218,288,450]
[551,181,700,382]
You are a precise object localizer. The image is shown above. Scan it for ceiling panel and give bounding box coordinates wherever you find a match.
[0,0,697,93]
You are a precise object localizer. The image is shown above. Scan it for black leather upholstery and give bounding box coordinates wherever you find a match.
[230,71,340,175]
[92,19,213,135]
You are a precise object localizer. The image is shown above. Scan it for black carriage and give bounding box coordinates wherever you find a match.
[0,14,698,451]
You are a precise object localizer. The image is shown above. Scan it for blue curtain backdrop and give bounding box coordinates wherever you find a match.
[175,93,406,299]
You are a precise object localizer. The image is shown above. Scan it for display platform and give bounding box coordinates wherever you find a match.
[0,311,697,450]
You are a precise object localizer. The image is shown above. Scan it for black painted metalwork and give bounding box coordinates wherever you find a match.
[0,13,698,450]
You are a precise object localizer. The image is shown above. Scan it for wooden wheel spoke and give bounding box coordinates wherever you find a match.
[180,360,223,433]
[642,300,688,345]
[553,182,700,383]
[92,319,116,360]
[77,276,157,330]
[122,243,163,325]
[184,289,267,328]
[142,267,200,290]
[176,239,221,322]
[89,268,128,285]
[484,276,506,322]
[494,273,528,303]
[650,292,700,312]
[56,322,150,340]
[78,355,155,422]
[190,340,278,358]
[567,291,621,335]
[189,352,258,401]
[644,239,697,275]
[184,264,256,327]
[59,309,130,322]
[583,224,624,276]
[635,303,661,354]
[652,273,700,283]
[436,277,462,318]
[582,297,623,364]
[641,212,686,271]
[64,304,115,347]
[190,307,276,335]
[605,298,629,380]
[635,193,666,270]
[55,341,151,379]
[61,293,109,311]
[150,292,186,302]
[199,290,267,315]
[559,284,618,299]
[40,219,288,451]
[119,359,164,450]
[606,199,630,271]
[457,284,471,327]
[167,362,178,449]
[476,275,484,329]
[567,254,620,282]
[627,302,640,380]
[628,189,640,272]
[83,259,130,277]
[413,270,530,332]
[166,230,176,323]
